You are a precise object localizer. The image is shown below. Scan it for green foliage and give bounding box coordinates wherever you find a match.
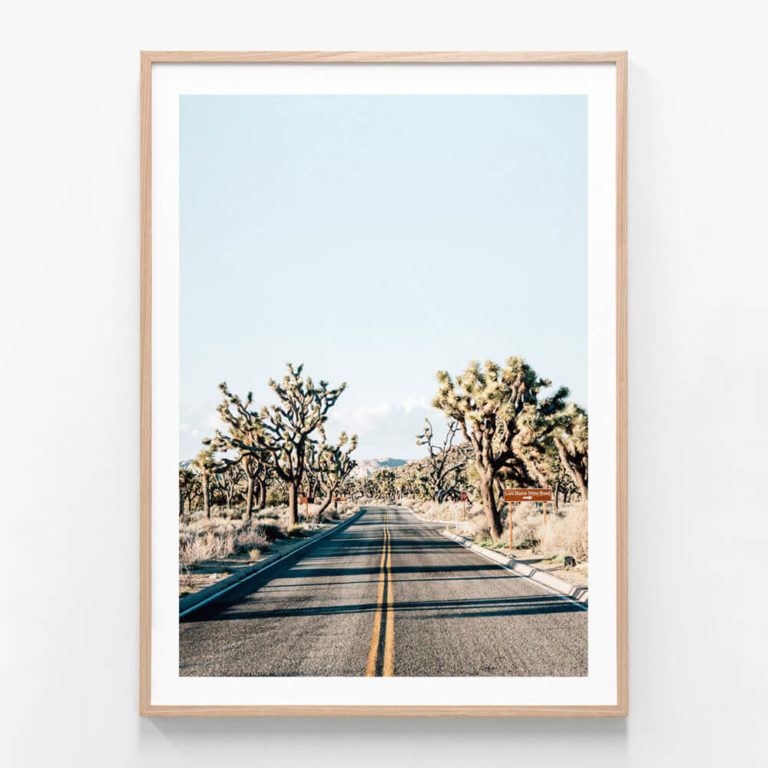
[208,363,348,525]
[431,356,587,539]
[550,403,588,495]
[178,467,200,515]
[309,431,358,516]
[475,537,508,550]
[415,418,468,501]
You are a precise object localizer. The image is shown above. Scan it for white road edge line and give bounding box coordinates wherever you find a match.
[399,506,588,612]
[179,509,366,618]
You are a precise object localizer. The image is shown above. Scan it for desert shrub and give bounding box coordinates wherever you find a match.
[209,505,239,520]
[234,529,269,554]
[541,502,588,561]
[508,502,542,549]
[179,498,355,575]
[179,531,234,568]
[265,489,287,507]
[257,523,285,542]
[475,536,506,550]
[257,506,283,519]
[471,518,491,541]
[400,497,588,561]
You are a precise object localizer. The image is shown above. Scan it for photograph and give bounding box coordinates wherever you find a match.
[8,2,768,763]
[176,92,590,678]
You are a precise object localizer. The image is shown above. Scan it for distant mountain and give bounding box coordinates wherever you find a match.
[180,456,408,479]
[351,457,407,478]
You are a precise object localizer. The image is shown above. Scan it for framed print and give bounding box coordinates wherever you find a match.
[140,51,627,717]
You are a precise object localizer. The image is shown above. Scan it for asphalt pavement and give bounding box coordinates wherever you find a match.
[179,506,587,676]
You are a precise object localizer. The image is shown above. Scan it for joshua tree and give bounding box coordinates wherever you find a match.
[178,466,199,517]
[303,443,322,501]
[416,418,467,501]
[514,398,588,502]
[191,448,216,518]
[206,387,272,522]
[311,432,358,517]
[234,454,270,519]
[551,403,588,499]
[367,468,397,500]
[217,364,346,526]
[393,465,428,499]
[432,357,568,539]
[211,462,242,514]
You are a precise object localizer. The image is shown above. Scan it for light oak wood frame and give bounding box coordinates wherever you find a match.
[140,50,628,717]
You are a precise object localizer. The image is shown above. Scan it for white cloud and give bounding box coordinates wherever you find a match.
[180,397,451,462]
[326,399,449,459]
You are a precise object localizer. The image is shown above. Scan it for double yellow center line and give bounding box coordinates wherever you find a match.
[365,509,394,676]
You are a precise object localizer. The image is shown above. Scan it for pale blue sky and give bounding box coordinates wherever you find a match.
[180,95,587,460]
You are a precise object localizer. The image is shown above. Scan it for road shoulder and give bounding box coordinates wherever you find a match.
[402,506,588,606]
[179,507,366,617]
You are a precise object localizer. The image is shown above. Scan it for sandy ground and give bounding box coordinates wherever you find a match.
[501,548,588,588]
[445,530,589,589]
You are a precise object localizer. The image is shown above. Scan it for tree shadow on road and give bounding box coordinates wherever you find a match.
[183,593,584,623]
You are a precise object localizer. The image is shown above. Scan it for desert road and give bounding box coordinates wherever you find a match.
[179,506,587,677]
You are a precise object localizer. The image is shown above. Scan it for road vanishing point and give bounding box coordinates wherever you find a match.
[179,506,588,677]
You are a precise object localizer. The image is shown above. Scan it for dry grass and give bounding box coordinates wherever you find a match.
[179,505,287,569]
[538,503,588,561]
[178,525,270,568]
[401,496,588,563]
[179,502,342,570]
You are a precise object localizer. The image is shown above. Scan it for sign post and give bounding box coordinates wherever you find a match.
[299,496,312,524]
[461,490,468,523]
[503,488,553,551]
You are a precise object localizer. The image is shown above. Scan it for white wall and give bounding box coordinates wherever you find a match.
[2,1,767,766]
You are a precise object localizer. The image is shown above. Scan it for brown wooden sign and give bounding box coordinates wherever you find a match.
[299,496,311,504]
[503,488,552,502]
